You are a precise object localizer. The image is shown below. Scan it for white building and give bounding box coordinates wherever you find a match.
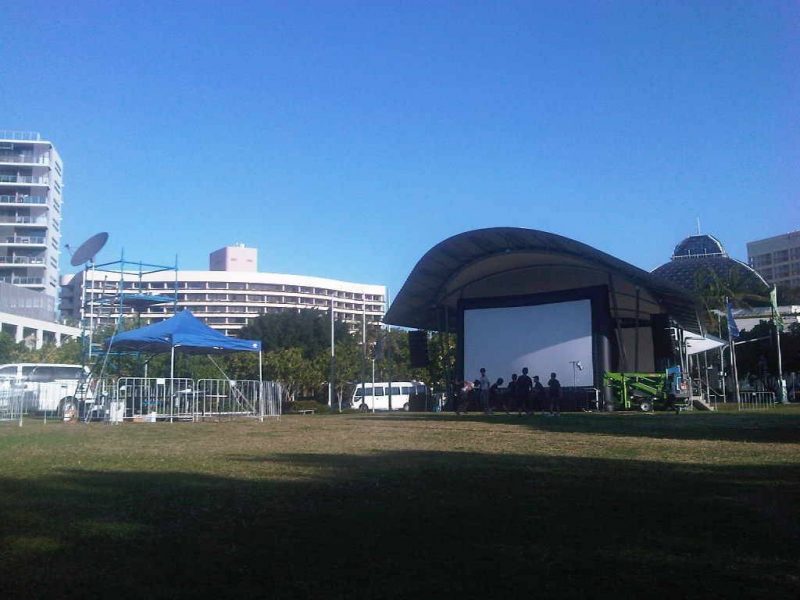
[0,131,63,299]
[0,282,79,349]
[60,246,386,336]
[747,231,800,289]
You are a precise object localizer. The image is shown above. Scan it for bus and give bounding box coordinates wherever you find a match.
[351,381,428,411]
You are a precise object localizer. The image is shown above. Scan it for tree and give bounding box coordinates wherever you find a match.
[262,347,322,402]
[693,265,769,329]
[239,310,350,358]
[0,332,25,364]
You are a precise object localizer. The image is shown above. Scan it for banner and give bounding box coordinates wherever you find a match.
[726,301,740,340]
[770,287,785,332]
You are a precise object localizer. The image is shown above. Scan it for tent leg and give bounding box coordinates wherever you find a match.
[170,345,175,423]
[259,350,264,422]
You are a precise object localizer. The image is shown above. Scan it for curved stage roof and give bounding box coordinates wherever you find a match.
[385,227,702,332]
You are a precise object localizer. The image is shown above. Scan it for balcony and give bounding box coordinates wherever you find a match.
[0,276,44,285]
[0,131,41,141]
[0,216,48,225]
[0,154,49,165]
[0,174,49,185]
[1,235,47,245]
[0,194,47,205]
[0,256,46,266]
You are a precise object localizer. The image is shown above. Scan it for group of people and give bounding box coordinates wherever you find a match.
[457,367,563,416]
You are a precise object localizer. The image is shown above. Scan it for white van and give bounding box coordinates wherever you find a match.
[0,363,92,413]
[351,381,427,412]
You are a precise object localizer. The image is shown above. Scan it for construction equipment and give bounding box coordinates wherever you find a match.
[603,367,691,412]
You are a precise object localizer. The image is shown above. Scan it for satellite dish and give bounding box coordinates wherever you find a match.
[70,232,109,266]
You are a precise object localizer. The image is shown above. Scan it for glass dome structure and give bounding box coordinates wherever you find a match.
[652,234,769,296]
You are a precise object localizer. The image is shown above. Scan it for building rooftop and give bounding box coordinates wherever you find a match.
[653,234,769,297]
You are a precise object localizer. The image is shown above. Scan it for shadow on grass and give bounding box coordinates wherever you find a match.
[1,450,799,599]
[359,410,800,444]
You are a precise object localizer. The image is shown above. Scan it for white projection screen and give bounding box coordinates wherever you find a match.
[463,299,594,387]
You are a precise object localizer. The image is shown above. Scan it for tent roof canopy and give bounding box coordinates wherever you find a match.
[108,309,261,354]
[384,227,702,332]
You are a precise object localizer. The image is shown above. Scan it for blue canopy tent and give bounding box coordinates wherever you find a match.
[107,310,263,405]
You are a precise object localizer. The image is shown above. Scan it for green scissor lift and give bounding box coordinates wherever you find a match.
[603,368,690,412]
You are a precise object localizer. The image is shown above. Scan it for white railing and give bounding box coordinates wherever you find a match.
[0,194,47,204]
[0,386,23,422]
[738,391,776,411]
[0,131,41,141]
[0,154,48,165]
[114,377,282,422]
[0,175,49,184]
[0,256,45,265]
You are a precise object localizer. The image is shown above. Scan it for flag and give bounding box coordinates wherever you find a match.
[726,301,740,340]
[770,286,785,332]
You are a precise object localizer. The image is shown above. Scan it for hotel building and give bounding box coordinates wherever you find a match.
[0,131,63,299]
[60,246,386,336]
[747,231,800,289]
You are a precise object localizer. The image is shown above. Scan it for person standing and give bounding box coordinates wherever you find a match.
[516,367,533,415]
[456,380,473,415]
[478,368,492,415]
[532,375,546,413]
[490,377,504,413]
[548,372,562,416]
[507,374,518,415]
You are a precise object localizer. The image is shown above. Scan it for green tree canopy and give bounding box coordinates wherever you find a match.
[239,310,351,357]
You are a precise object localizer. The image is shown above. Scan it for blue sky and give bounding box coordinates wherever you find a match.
[2,1,797,299]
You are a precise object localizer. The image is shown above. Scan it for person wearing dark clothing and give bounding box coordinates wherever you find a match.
[489,378,505,413]
[516,367,533,415]
[548,372,562,415]
[507,374,518,414]
[456,380,473,415]
[532,375,546,412]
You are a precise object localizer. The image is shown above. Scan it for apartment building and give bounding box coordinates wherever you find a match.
[747,231,800,289]
[60,246,386,336]
[0,131,62,299]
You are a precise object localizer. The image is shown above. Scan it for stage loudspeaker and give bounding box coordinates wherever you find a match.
[651,313,673,367]
[408,330,430,368]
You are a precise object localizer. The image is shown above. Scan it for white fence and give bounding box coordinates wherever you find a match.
[0,386,23,423]
[1,377,282,424]
[112,377,282,422]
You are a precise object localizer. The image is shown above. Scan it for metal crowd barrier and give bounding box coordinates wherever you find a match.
[738,391,776,411]
[114,377,282,422]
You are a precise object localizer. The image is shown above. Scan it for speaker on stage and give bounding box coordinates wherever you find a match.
[408,330,430,368]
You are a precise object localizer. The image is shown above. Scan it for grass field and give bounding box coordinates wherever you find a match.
[1,409,799,599]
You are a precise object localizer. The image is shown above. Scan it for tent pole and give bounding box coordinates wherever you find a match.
[259,350,264,422]
[170,345,175,423]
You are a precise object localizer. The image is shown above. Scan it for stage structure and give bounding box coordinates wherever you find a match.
[90,310,279,422]
[384,228,709,409]
[67,232,180,361]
